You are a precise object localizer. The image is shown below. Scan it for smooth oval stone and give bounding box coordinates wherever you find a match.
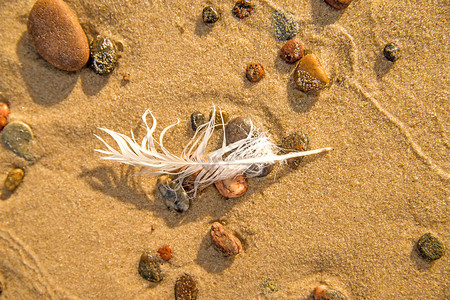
[1,121,35,161]
[210,222,243,256]
[4,168,25,192]
[138,252,163,283]
[175,273,199,300]
[28,0,89,71]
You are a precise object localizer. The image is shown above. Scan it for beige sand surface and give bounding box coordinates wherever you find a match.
[0,0,448,299]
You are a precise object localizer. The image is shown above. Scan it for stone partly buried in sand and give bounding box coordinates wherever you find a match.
[27,0,89,71]
[157,175,190,212]
[294,54,329,92]
[215,174,248,198]
[314,284,346,300]
[90,36,118,75]
[417,233,445,261]
[280,132,310,169]
[4,168,25,192]
[1,121,35,161]
[175,273,199,300]
[210,222,243,256]
[272,10,299,41]
[324,0,353,10]
[232,0,254,19]
[0,103,10,131]
[138,252,163,283]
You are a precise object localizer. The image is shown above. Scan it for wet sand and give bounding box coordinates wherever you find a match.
[0,0,448,298]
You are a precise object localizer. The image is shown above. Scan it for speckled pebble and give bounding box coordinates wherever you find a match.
[280,39,304,64]
[324,0,353,10]
[202,6,220,24]
[157,176,190,212]
[314,285,346,300]
[294,54,329,92]
[232,0,254,19]
[262,279,279,293]
[209,110,229,126]
[210,222,243,256]
[90,36,118,75]
[191,112,206,131]
[1,121,35,161]
[157,245,172,261]
[272,10,299,41]
[245,63,265,82]
[417,233,445,261]
[138,252,163,283]
[215,174,248,198]
[27,0,89,71]
[175,273,199,300]
[4,168,25,192]
[280,132,309,169]
[0,103,9,131]
[383,43,400,62]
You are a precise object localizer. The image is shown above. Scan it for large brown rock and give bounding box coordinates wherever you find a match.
[27,0,89,71]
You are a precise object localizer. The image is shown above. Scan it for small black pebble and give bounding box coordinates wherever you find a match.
[383,43,400,62]
[202,6,220,24]
[417,233,445,261]
[138,253,163,282]
[191,112,206,131]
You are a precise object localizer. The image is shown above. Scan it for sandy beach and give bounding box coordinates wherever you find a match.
[0,0,448,298]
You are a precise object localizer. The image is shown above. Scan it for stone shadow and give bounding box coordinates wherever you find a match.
[310,0,346,27]
[409,240,434,271]
[374,51,394,79]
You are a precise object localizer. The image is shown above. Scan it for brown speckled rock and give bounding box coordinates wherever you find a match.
[324,0,352,10]
[294,54,329,92]
[27,0,89,71]
[210,222,242,256]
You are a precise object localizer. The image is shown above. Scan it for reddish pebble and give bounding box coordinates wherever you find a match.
[157,245,172,261]
[0,103,10,130]
[324,0,353,10]
[27,0,90,71]
[210,222,242,256]
[246,63,265,82]
[232,0,254,19]
[280,39,304,64]
[314,285,346,300]
[214,174,248,198]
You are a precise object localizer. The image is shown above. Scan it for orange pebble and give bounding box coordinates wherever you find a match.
[157,245,172,261]
[314,285,346,300]
[0,103,9,130]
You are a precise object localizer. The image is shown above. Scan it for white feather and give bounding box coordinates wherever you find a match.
[95,108,332,196]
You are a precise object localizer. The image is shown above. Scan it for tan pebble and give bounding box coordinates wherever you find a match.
[4,168,25,192]
[214,174,248,198]
[27,0,89,71]
[0,103,9,130]
[294,54,329,92]
[314,284,346,300]
[210,222,242,256]
[324,0,352,10]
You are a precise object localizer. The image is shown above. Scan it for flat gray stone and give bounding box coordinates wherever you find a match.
[1,121,35,161]
[272,10,299,41]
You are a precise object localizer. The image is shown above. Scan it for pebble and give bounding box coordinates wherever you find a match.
[0,103,9,131]
[417,233,445,261]
[225,117,273,177]
[175,273,199,300]
[214,174,248,198]
[209,110,229,126]
[272,10,299,41]
[280,132,310,169]
[232,0,254,19]
[202,6,220,24]
[138,252,163,283]
[1,121,35,161]
[324,0,353,10]
[90,36,118,75]
[314,285,346,300]
[245,63,265,82]
[280,39,304,64]
[157,245,172,261]
[191,112,206,131]
[262,279,279,293]
[157,176,190,212]
[27,0,89,71]
[294,54,329,92]
[4,168,25,192]
[383,43,400,62]
[210,222,243,256]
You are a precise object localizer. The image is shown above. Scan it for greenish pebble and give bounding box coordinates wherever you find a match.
[4,168,25,192]
[272,10,299,41]
[262,279,279,293]
[175,273,198,300]
[279,132,309,169]
[157,176,190,212]
[138,252,163,282]
[190,112,206,131]
[209,110,229,126]
[417,233,445,261]
[90,36,118,75]
[1,121,34,161]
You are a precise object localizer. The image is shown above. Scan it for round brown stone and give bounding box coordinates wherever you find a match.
[280,39,304,64]
[324,0,352,10]
[214,174,248,198]
[27,0,89,71]
[210,222,242,256]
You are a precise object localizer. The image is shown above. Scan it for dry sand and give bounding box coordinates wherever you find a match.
[0,0,448,299]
